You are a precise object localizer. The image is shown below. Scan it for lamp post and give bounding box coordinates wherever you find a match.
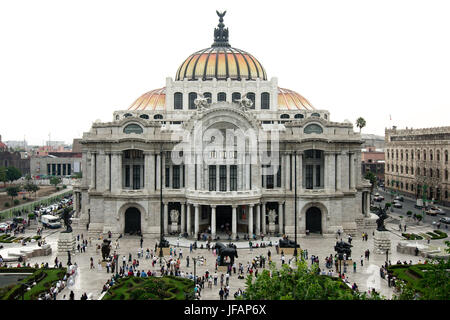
[385,249,389,264]
[159,147,164,262]
[294,150,298,259]
[193,257,197,298]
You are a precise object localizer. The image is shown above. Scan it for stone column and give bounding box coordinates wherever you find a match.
[278,202,284,234]
[349,152,355,190]
[144,152,151,191]
[180,202,186,233]
[156,153,161,190]
[296,152,302,191]
[366,192,371,217]
[105,153,110,191]
[162,152,166,189]
[248,204,254,237]
[336,153,342,190]
[169,165,173,189]
[186,204,192,236]
[256,204,261,235]
[150,153,156,191]
[89,152,95,189]
[285,153,291,190]
[194,204,199,236]
[164,202,168,235]
[232,205,237,239]
[211,205,216,238]
[262,202,267,234]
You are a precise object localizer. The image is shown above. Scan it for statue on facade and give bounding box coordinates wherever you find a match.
[267,209,277,223]
[170,209,179,223]
[235,93,253,110]
[194,93,210,110]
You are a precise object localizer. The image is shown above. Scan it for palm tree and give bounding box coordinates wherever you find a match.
[356,117,366,133]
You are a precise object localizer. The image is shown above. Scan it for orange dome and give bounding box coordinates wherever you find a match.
[277,87,314,110]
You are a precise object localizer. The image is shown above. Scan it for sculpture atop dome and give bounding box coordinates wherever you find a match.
[212,10,230,47]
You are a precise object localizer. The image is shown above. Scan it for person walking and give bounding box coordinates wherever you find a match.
[353,261,357,272]
[360,255,364,267]
[69,291,75,300]
[219,287,224,300]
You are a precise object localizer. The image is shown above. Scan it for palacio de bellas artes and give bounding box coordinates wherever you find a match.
[73,12,373,241]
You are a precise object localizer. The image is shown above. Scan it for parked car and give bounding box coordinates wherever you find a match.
[393,201,403,208]
[0,223,8,232]
[394,196,404,202]
[373,196,383,202]
[439,217,450,224]
[425,209,439,216]
[429,206,445,215]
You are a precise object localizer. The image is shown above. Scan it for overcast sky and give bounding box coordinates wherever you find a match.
[1,0,449,145]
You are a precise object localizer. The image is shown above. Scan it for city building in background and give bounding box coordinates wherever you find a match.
[385,126,450,206]
[361,146,385,182]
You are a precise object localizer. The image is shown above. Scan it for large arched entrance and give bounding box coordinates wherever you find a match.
[124,207,141,235]
[305,207,322,234]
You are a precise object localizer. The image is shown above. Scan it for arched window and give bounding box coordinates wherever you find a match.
[203,92,212,103]
[123,124,143,134]
[430,150,433,161]
[406,151,408,161]
[430,169,433,177]
[405,166,408,174]
[304,124,323,134]
[154,114,163,120]
[280,114,290,119]
[411,149,414,160]
[124,113,132,118]
[139,114,149,119]
[400,165,403,174]
[437,169,440,178]
[423,150,426,160]
[294,114,304,119]
[311,113,320,117]
[261,92,270,109]
[115,115,120,121]
[174,92,183,109]
[445,150,449,162]
[217,92,226,102]
[246,92,255,108]
[437,150,440,161]
[445,169,448,180]
[232,92,241,102]
[411,167,414,175]
[189,92,197,109]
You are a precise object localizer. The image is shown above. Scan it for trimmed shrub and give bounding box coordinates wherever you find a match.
[13,200,19,205]
[4,202,10,208]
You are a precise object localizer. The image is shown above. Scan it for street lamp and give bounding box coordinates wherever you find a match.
[193,257,197,298]
[159,146,164,262]
[385,249,389,264]
[293,150,298,259]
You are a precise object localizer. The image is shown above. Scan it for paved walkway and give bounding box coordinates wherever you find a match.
[1,220,447,300]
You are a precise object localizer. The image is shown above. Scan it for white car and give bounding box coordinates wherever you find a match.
[430,206,445,215]
[393,201,402,208]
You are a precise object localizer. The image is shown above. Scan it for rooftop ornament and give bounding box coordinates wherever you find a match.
[212,10,230,47]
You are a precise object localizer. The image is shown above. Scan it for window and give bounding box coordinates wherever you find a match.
[445,169,448,180]
[174,92,183,109]
[430,150,433,161]
[209,166,216,191]
[217,92,226,102]
[123,124,143,134]
[411,150,414,160]
[133,165,140,190]
[400,165,403,174]
[165,167,170,188]
[430,168,433,177]
[125,165,130,188]
[311,113,320,117]
[277,165,282,188]
[261,92,270,109]
[280,114,290,119]
[304,124,323,134]
[294,114,304,119]
[423,150,426,160]
[406,166,409,174]
[315,165,321,187]
[246,92,255,108]
[305,165,313,189]
[230,165,237,191]
[189,92,197,109]
[417,150,420,160]
[139,114,149,119]
[154,114,163,120]
[437,150,440,161]
[124,113,132,118]
[173,165,180,189]
[437,169,440,178]
[219,165,227,191]
[445,150,448,162]
[406,151,408,161]
[232,92,241,102]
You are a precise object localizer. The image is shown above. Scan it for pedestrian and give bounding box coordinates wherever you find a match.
[404,225,407,232]
[360,255,363,267]
[69,291,75,300]
[140,236,143,248]
[219,287,224,300]
[353,261,356,272]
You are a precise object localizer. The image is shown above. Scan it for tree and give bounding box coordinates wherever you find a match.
[356,117,366,133]
[0,166,6,187]
[24,183,39,199]
[50,176,62,190]
[6,166,22,183]
[364,171,377,196]
[6,185,21,203]
[241,258,379,300]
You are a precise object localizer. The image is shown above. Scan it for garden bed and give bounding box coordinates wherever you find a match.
[102,276,195,300]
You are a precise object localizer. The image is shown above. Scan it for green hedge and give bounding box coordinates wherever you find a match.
[402,233,423,240]
[426,231,448,240]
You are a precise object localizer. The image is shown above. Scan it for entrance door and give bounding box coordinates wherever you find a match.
[305,207,322,234]
[124,207,141,235]
[216,206,232,234]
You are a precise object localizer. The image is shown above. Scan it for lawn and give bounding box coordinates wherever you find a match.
[0,268,66,300]
[102,276,195,300]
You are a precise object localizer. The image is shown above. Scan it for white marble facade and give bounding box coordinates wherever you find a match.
[73,15,371,239]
